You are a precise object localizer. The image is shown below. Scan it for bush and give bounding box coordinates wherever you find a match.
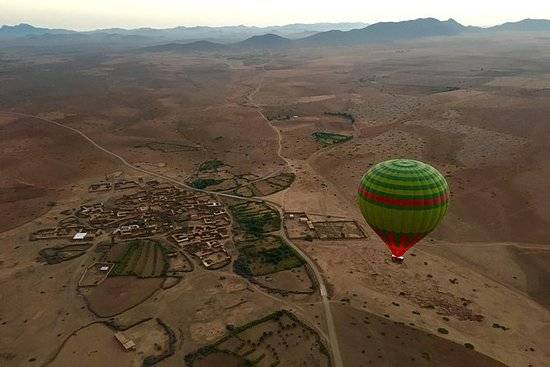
[311,131,352,145]
[191,178,223,189]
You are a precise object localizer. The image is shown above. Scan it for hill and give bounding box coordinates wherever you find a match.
[301,18,470,46]
[0,23,74,39]
[237,34,292,49]
[139,40,227,53]
[490,18,550,32]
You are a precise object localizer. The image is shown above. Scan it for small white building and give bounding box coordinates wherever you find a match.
[73,231,87,240]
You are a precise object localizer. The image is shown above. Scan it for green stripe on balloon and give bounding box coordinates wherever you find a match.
[363,177,445,191]
[359,186,448,200]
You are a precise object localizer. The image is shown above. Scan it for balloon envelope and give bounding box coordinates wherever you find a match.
[357,159,450,257]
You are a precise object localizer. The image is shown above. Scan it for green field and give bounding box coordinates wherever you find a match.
[233,234,305,277]
[191,178,224,189]
[232,172,295,198]
[110,239,168,278]
[229,201,281,233]
[312,131,352,145]
[185,310,329,367]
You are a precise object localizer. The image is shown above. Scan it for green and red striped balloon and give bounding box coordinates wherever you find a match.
[357,159,450,259]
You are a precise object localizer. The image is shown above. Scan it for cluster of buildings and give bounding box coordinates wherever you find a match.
[76,185,193,239]
[30,215,95,241]
[169,199,232,269]
[83,183,233,269]
[87,179,140,193]
[33,181,235,270]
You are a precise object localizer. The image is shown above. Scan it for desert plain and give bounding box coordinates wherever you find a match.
[0,31,549,367]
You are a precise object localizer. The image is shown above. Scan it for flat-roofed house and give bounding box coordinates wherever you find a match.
[114,332,136,351]
[73,231,87,240]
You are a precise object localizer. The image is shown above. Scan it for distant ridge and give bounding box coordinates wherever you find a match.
[489,19,550,32]
[0,23,74,39]
[138,18,479,53]
[136,35,292,54]
[300,18,472,46]
[0,22,368,41]
[3,18,550,51]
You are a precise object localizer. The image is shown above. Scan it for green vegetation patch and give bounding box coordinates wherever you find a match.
[232,172,295,198]
[233,234,305,277]
[199,159,225,172]
[312,131,352,145]
[135,141,198,152]
[110,239,168,278]
[191,178,224,189]
[233,185,255,198]
[184,310,329,367]
[229,201,281,233]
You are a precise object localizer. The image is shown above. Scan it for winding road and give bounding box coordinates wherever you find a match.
[2,109,344,367]
[246,76,344,367]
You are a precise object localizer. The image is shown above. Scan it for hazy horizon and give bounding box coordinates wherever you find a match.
[1,0,550,31]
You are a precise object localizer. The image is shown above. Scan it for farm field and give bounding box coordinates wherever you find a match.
[82,276,163,317]
[314,221,366,240]
[110,239,168,278]
[232,172,295,197]
[233,234,305,277]
[186,311,330,367]
[228,201,281,233]
[188,159,259,191]
[39,243,92,264]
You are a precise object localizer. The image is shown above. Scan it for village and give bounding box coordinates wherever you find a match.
[32,179,233,270]
[29,177,366,361]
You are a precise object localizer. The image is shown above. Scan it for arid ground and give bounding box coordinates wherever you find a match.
[0,32,549,367]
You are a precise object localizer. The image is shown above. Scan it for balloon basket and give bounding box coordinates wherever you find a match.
[391,255,404,264]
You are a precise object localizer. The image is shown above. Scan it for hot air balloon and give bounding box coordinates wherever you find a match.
[357,159,450,263]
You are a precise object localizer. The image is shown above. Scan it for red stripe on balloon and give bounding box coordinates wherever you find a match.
[374,228,426,257]
[357,186,449,208]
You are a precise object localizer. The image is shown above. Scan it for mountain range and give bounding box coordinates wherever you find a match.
[0,22,368,42]
[1,18,550,51]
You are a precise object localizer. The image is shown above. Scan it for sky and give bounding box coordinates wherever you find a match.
[1,0,550,30]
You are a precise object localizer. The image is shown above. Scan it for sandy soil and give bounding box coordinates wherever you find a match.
[48,323,137,367]
[49,318,169,367]
[254,265,315,293]
[332,303,507,367]
[0,114,120,231]
[83,277,163,317]
[298,238,550,366]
